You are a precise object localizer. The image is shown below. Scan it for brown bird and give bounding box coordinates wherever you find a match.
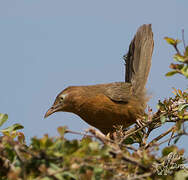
[44,24,154,135]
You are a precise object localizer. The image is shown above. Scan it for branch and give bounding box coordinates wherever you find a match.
[88,128,151,171]
[127,172,153,180]
[145,126,175,149]
[88,128,137,151]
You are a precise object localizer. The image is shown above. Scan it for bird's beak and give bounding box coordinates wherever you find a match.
[44,107,55,118]
[44,104,62,118]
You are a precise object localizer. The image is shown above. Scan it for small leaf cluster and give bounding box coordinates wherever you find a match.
[156,88,188,144]
[164,36,188,78]
[0,113,24,143]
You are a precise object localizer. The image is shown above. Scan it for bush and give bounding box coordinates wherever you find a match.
[0,34,188,180]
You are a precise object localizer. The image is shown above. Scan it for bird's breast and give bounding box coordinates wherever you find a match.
[73,94,141,134]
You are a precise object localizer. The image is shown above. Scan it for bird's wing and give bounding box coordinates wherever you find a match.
[104,82,132,103]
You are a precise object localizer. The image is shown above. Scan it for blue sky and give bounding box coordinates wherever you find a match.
[0,1,187,154]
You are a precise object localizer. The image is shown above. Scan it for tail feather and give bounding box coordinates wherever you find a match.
[125,24,154,96]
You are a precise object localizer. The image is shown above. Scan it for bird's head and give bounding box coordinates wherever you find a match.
[44,92,68,118]
[44,86,79,118]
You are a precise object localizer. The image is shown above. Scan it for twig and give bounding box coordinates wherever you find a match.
[121,125,147,143]
[87,128,110,144]
[173,44,181,55]
[36,167,68,180]
[127,172,152,180]
[168,130,175,145]
[0,155,15,170]
[67,128,137,151]
[66,129,93,138]
[120,113,164,144]
[109,150,150,172]
[14,145,27,180]
[182,29,186,50]
[157,132,188,146]
[145,126,175,149]
[14,145,26,163]
[88,128,151,171]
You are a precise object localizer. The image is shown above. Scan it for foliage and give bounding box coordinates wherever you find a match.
[0,35,188,180]
[0,113,24,141]
[164,34,188,78]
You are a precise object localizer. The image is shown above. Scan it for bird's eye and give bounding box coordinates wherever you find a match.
[59,94,67,102]
[59,96,64,101]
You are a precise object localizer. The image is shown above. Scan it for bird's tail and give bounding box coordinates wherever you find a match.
[124,24,154,96]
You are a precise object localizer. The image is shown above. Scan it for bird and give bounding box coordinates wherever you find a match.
[44,24,154,135]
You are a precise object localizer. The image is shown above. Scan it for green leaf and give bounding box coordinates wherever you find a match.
[0,113,8,127]
[17,132,25,144]
[174,54,186,62]
[123,137,134,144]
[93,167,104,180]
[176,39,181,44]
[160,115,166,124]
[62,171,77,179]
[165,71,178,77]
[178,103,188,111]
[89,142,99,151]
[48,163,70,180]
[157,100,166,111]
[175,170,188,180]
[164,37,181,46]
[162,146,177,156]
[0,123,24,133]
[183,115,188,120]
[164,37,176,45]
[54,173,64,180]
[57,126,67,137]
[40,177,52,180]
[174,137,181,144]
[181,65,188,78]
[48,162,61,171]
[184,46,188,56]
